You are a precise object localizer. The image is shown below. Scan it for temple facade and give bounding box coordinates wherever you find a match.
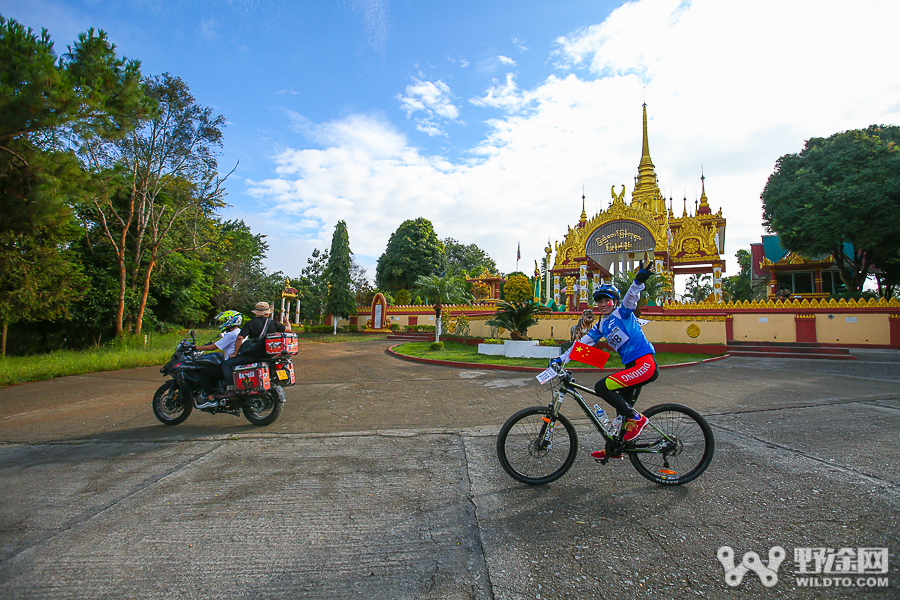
[546,104,727,310]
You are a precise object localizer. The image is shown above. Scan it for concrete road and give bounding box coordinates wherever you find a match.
[0,340,897,599]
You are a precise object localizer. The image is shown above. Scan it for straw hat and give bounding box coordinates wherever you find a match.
[251,301,273,316]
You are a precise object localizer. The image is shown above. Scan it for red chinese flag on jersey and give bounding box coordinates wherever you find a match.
[570,342,610,368]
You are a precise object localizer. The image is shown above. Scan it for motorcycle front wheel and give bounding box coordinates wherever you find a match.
[152,380,193,425]
[242,386,285,426]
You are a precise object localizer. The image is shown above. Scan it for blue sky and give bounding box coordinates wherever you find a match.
[4,0,900,290]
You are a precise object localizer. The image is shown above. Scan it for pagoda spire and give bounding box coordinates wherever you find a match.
[577,189,588,228]
[631,103,665,214]
[697,167,712,215]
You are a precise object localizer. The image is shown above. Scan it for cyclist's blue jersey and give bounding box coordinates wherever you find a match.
[561,281,655,366]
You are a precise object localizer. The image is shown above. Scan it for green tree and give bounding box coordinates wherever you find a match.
[442,237,497,276]
[761,125,900,293]
[375,218,445,291]
[208,220,271,315]
[413,273,472,342]
[486,300,551,341]
[722,249,754,302]
[298,248,329,324]
[503,275,533,302]
[79,73,229,336]
[323,221,356,333]
[684,274,712,303]
[612,268,672,307]
[0,18,151,346]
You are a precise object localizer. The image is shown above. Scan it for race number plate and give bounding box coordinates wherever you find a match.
[535,367,557,385]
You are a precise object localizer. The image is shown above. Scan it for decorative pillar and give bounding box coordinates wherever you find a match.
[795,313,817,343]
[592,272,600,296]
[578,265,588,309]
[889,314,900,349]
[712,263,724,304]
[553,275,560,307]
[814,271,823,294]
[565,276,576,311]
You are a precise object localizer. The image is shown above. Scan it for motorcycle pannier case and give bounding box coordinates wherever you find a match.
[265,332,299,356]
[270,359,295,386]
[233,362,271,393]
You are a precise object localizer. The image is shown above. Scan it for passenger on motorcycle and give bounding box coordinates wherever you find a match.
[221,301,292,386]
[195,310,243,409]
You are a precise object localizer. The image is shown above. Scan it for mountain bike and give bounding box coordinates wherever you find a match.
[497,366,714,486]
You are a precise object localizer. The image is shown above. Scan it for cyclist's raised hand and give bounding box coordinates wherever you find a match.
[635,260,654,285]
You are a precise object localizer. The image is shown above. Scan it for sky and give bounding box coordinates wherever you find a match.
[4,0,900,292]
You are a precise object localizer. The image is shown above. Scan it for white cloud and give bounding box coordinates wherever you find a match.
[397,78,460,136]
[251,0,900,285]
[498,55,517,66]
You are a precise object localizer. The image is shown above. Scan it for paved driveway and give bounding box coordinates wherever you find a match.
[0,341,897,599]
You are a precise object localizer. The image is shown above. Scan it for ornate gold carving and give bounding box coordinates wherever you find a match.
[686,324,701,338]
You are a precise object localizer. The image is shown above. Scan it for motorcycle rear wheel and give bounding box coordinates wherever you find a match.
[152,380,193,425]
[242,386,284,426]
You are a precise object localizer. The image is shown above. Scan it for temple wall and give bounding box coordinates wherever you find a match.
[815,314,890,345]
[334,298,900,349]
[730,313,796,343]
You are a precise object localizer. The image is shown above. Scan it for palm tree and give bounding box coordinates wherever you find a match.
[413,273,473,342]
[612,268,673,308]
[486,300,551,341]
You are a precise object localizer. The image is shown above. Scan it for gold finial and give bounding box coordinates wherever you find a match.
[580,188,587,222]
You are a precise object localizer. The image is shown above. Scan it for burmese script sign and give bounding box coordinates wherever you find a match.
[585,221,655,256]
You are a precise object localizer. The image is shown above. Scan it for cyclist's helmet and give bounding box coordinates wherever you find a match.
[216,310,243,333]
[592,284,621,304]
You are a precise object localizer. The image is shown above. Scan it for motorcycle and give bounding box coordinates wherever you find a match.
[153,330,298,426]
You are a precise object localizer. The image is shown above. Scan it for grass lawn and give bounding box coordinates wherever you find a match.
[0,329,389,388]
[390,341,722,370]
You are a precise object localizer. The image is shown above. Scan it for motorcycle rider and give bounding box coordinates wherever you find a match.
[222,301,291,386]
[195,310,243,409]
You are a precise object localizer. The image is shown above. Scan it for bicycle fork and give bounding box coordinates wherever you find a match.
[537,388,567,449]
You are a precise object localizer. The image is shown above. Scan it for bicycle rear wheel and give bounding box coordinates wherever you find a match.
[628,403,714,486]
[497,406,578,485]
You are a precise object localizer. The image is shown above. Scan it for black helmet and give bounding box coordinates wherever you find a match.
[592,284,621,303]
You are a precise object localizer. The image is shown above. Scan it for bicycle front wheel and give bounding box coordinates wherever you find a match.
[628,403,714,486]
[497,406,579,485]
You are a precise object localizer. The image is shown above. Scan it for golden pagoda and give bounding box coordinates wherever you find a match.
[547,104,727,309]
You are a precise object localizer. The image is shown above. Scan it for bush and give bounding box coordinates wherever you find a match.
[453,314,471,337]
[482,338,503,345]
[390,324,401,332]
[504,275,534,302]
[429,342,444,351]
[305,324,346,333]
[538,339,560,347]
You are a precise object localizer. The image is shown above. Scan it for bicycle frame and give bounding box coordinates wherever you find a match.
[544,370,676,456]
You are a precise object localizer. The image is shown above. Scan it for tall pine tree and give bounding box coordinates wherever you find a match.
[323,221,357,333]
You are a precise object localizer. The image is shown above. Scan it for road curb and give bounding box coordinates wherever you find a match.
[386,344,731,372]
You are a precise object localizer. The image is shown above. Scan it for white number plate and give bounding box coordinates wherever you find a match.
[536,367,557,385]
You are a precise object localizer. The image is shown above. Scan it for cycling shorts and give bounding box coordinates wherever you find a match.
[605,353,658,390]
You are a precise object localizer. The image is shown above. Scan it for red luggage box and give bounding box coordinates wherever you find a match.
[265,332,299,356]
[233,362,271,393]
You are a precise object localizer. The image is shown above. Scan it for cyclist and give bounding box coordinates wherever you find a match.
[195,310,243,409]
[551,261,658,461]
